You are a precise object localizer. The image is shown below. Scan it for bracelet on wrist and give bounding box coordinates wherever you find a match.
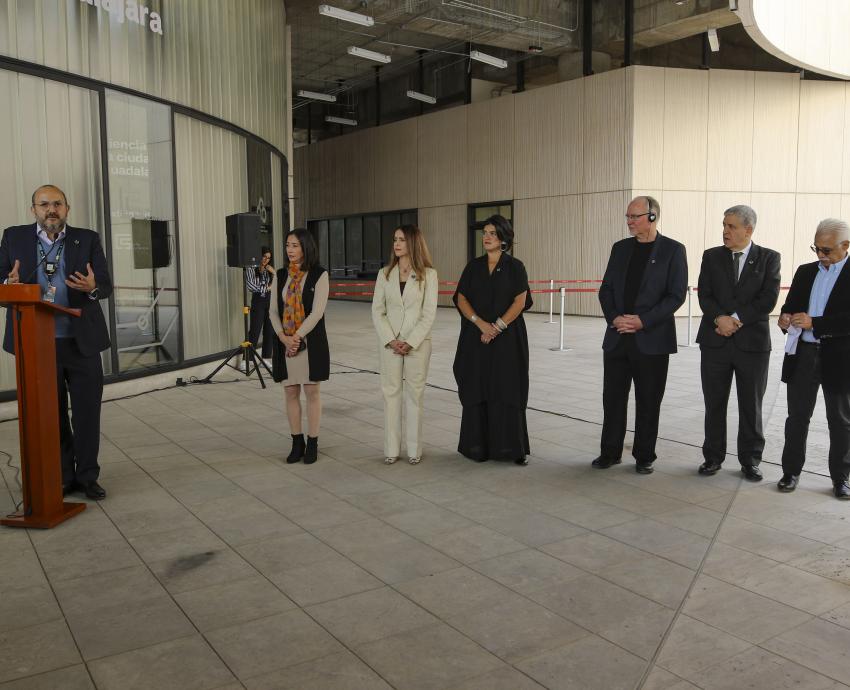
[470,314,478,323]
[496,317,507,331]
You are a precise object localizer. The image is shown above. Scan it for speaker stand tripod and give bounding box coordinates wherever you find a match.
[203,271,274,388]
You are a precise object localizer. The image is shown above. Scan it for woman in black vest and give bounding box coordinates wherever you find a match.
[269,228,330,464]
[452,215,532,465]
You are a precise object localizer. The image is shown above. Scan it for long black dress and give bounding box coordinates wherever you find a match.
[453,253,533,461]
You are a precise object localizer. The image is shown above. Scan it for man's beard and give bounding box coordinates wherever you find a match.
[43,218,66,233]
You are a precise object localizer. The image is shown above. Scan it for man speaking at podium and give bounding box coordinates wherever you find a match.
[0,185,112,500]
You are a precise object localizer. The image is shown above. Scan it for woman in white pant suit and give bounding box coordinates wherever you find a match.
[372,225,438,465]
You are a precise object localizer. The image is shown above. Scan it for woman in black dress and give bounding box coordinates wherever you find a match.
[453,215,532,465]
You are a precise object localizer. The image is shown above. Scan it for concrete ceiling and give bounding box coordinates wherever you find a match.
[287,0,740,104]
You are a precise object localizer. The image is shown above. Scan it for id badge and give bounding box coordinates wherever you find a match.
[43,285,56,303]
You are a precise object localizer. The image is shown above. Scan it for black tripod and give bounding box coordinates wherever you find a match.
[203,269,274,388]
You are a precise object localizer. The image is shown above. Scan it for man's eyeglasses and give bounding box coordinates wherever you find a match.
[34,201,66,210]
[625,213,650,221]
[811,244,838,255]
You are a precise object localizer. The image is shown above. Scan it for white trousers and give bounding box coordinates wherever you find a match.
[379,340,432,458]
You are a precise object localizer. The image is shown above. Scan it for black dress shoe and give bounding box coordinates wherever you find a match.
[698,462,722,476]
[81,481,106,500]
[636,462,654,475]
[591,456,621,469]
[741,465,763,482]
[515,457,529,466]
[833,481,850,500]
[777,474,799,492]
[62,483,76,497]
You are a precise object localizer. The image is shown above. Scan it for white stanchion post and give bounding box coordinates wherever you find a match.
[686,286,693,347]
[550,287,572,352]
[547,279,555,323]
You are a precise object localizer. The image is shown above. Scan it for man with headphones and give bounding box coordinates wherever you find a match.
[595,196,688,474]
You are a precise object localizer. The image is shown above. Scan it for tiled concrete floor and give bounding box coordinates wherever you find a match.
[1,301,849,689]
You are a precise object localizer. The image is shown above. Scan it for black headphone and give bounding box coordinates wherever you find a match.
[645,197,657,223]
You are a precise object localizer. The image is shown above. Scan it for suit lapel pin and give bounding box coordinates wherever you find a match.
[73,239,80,245]
[650,259,656,264]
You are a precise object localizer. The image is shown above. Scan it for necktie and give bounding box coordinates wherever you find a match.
[733,252,743,283]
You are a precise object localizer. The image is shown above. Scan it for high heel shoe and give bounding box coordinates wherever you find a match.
[304,436,318,465]
[286,434,305,464]
[384,457,398,465]
[408,457,421,465]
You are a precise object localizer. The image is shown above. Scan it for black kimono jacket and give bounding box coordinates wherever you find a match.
[452,253,533,408]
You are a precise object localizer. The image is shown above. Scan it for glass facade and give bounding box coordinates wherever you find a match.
[105,90,181,373]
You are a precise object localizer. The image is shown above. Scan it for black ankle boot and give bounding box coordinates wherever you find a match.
[286,434,305,464]
[304,436,318,465]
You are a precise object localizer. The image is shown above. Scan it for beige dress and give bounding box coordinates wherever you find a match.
[269,270,330,385]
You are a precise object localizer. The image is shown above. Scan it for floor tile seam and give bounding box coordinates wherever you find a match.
[748,638,850,689]
[89,505,250,686]
[635,472,750,690]
[690,571,834,620]
[724,511,846,553]
[0,662,94,688]
[14,518,100,688]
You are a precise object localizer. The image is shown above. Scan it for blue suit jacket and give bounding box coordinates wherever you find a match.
[0,223,112,356]
[598,233,688,355]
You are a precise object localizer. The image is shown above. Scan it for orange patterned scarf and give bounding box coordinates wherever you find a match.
[282,264,306,335]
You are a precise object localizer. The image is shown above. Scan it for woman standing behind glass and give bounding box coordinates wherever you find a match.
[372,225,438,465]
[453,215,532,465]
[246,247,275,360]
[269,229,330,465]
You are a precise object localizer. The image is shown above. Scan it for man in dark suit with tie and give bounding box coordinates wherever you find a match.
[0,185,112,500]
[777,218,850,499]
[696,205,781,481]
[595,196,688,474]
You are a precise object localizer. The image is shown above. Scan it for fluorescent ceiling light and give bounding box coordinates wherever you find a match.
[318,4,374,27]
[707,28,720,52]
[347,46,391,63]
[406,90,436,104]
[469,49,507,69]
[297,89,336,103]
[325,115,358,126]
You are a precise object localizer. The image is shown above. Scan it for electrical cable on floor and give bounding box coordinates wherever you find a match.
[0,449,24,515]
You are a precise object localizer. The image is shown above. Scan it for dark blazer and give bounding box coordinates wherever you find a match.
[599,234,688,355]
[696,243,781,352]
[0,223,112,356]
[781,260,850,394]
[272,265,330,384]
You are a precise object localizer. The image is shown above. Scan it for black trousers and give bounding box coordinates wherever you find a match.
[781,341,850,482]
[600,336,669,464]
[56,338,104,485]
[248,292,273,358]
[701,344,769,467]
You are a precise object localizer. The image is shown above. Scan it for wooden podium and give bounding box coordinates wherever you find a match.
[0,284,85,528]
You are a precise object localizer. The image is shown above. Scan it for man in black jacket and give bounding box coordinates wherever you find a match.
[696,205,780,481]
[0,185,112,500]
[595,196,688,474]
[778,218,850,499]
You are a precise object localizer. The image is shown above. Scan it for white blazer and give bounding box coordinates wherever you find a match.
[371,266,438,349]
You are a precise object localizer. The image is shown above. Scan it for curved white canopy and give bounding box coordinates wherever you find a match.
[736,0,850,79]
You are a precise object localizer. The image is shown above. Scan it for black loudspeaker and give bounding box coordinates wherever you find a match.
[131,219,170,269]
[226,213,261,267]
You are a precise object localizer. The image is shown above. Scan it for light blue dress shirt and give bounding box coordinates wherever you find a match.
[802,254,849,343]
